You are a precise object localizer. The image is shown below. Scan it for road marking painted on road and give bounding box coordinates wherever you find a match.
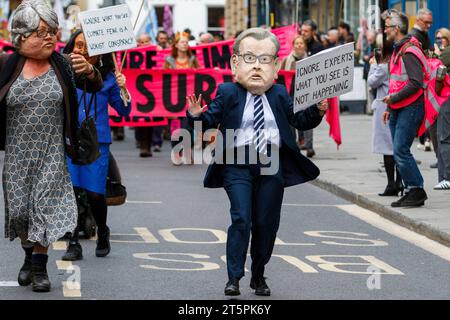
[52,241,67,251]
[56,260,82,298]
[126,201,163,204]
[134,227,160,243]
[62,281,81,298]
[56,260,73,270]
[337,204,450,263]
[0,281,19,287]
[274,237,315,246]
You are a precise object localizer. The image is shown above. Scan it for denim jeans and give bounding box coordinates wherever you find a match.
[389,104,425,189]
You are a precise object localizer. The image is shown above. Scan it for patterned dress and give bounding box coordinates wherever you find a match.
[3,67,77,246]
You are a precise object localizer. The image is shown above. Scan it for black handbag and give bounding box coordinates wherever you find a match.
[106,179,127,206]
[76,86,100,165]
[106,152,127,206]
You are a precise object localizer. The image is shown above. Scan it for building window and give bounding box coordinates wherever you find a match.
[207,6,225,36]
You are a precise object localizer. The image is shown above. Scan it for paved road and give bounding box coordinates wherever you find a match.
[1,129,450,300]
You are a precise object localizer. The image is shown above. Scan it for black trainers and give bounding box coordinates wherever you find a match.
[250,277,271,296]
[96,226,111,257]
[391,188,428,208]
[62,242,83,261]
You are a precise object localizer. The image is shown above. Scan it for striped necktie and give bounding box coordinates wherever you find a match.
[253,95,267,155]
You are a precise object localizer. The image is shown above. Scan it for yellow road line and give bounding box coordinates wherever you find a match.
[52,241,67,251]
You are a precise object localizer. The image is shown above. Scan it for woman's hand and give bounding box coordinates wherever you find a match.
[116,72,127,88]
[434,44,442,56]
[187,94,207,117]
[115,72,130,103]
[69,53,94,76]
[383,111,390,124]
[369,57,377,65]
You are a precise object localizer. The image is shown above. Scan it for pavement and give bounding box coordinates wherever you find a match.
[310,113,450,247]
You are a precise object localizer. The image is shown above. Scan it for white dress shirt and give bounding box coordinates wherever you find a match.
[235,92,280,148]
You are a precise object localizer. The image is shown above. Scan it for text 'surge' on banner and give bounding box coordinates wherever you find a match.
[294,42,355,112]
[78,4,137,56]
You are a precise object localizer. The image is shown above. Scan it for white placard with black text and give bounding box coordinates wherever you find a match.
[293,42,355,112]
[78,4,137,56]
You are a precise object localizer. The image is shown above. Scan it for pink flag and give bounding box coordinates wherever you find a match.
[326,97,342,147]
[163,5,173,38]
[271,25,298,58]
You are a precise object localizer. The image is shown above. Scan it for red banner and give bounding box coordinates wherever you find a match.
[0,39,66,53]
[119,68,295,118]
[109,115,168,127]
[271,25,298,58]
[0,39,14,53]
[117,40,234,70]
[1,27,341,146]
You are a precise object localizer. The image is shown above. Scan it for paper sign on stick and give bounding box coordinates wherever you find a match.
[294,43,354,112]
[78,4,137,56]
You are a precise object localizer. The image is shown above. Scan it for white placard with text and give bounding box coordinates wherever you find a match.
[78,4,137,56]
[294,43,355,112]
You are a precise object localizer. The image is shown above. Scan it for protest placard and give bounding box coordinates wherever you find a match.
[78,4,137,56]
[293,42,354,112]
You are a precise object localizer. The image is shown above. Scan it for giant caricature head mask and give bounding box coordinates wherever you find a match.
[10,0,59,59]
[231,28,281,95]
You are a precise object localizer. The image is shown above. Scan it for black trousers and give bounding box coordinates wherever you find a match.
[221,145,284,280]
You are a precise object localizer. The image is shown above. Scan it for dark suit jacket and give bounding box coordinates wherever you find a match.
[187,82,324,188]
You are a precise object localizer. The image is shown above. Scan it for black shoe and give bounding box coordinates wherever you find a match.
[62,242,83,261]
[306,149,315,158]
[378,185,400,197]
[18,258,32,286]
[31,265,51,292]
[139,150,152,158]
[250,277,271,296]
[96,227,111,257]
[391,188,427,208]
[224,278,240,296]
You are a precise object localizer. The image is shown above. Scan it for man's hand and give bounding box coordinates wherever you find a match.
[187,94,207,117]
[382,95,392,105]
[383,111,390,124]
[69,53,93,76]
[317,99,329,116]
